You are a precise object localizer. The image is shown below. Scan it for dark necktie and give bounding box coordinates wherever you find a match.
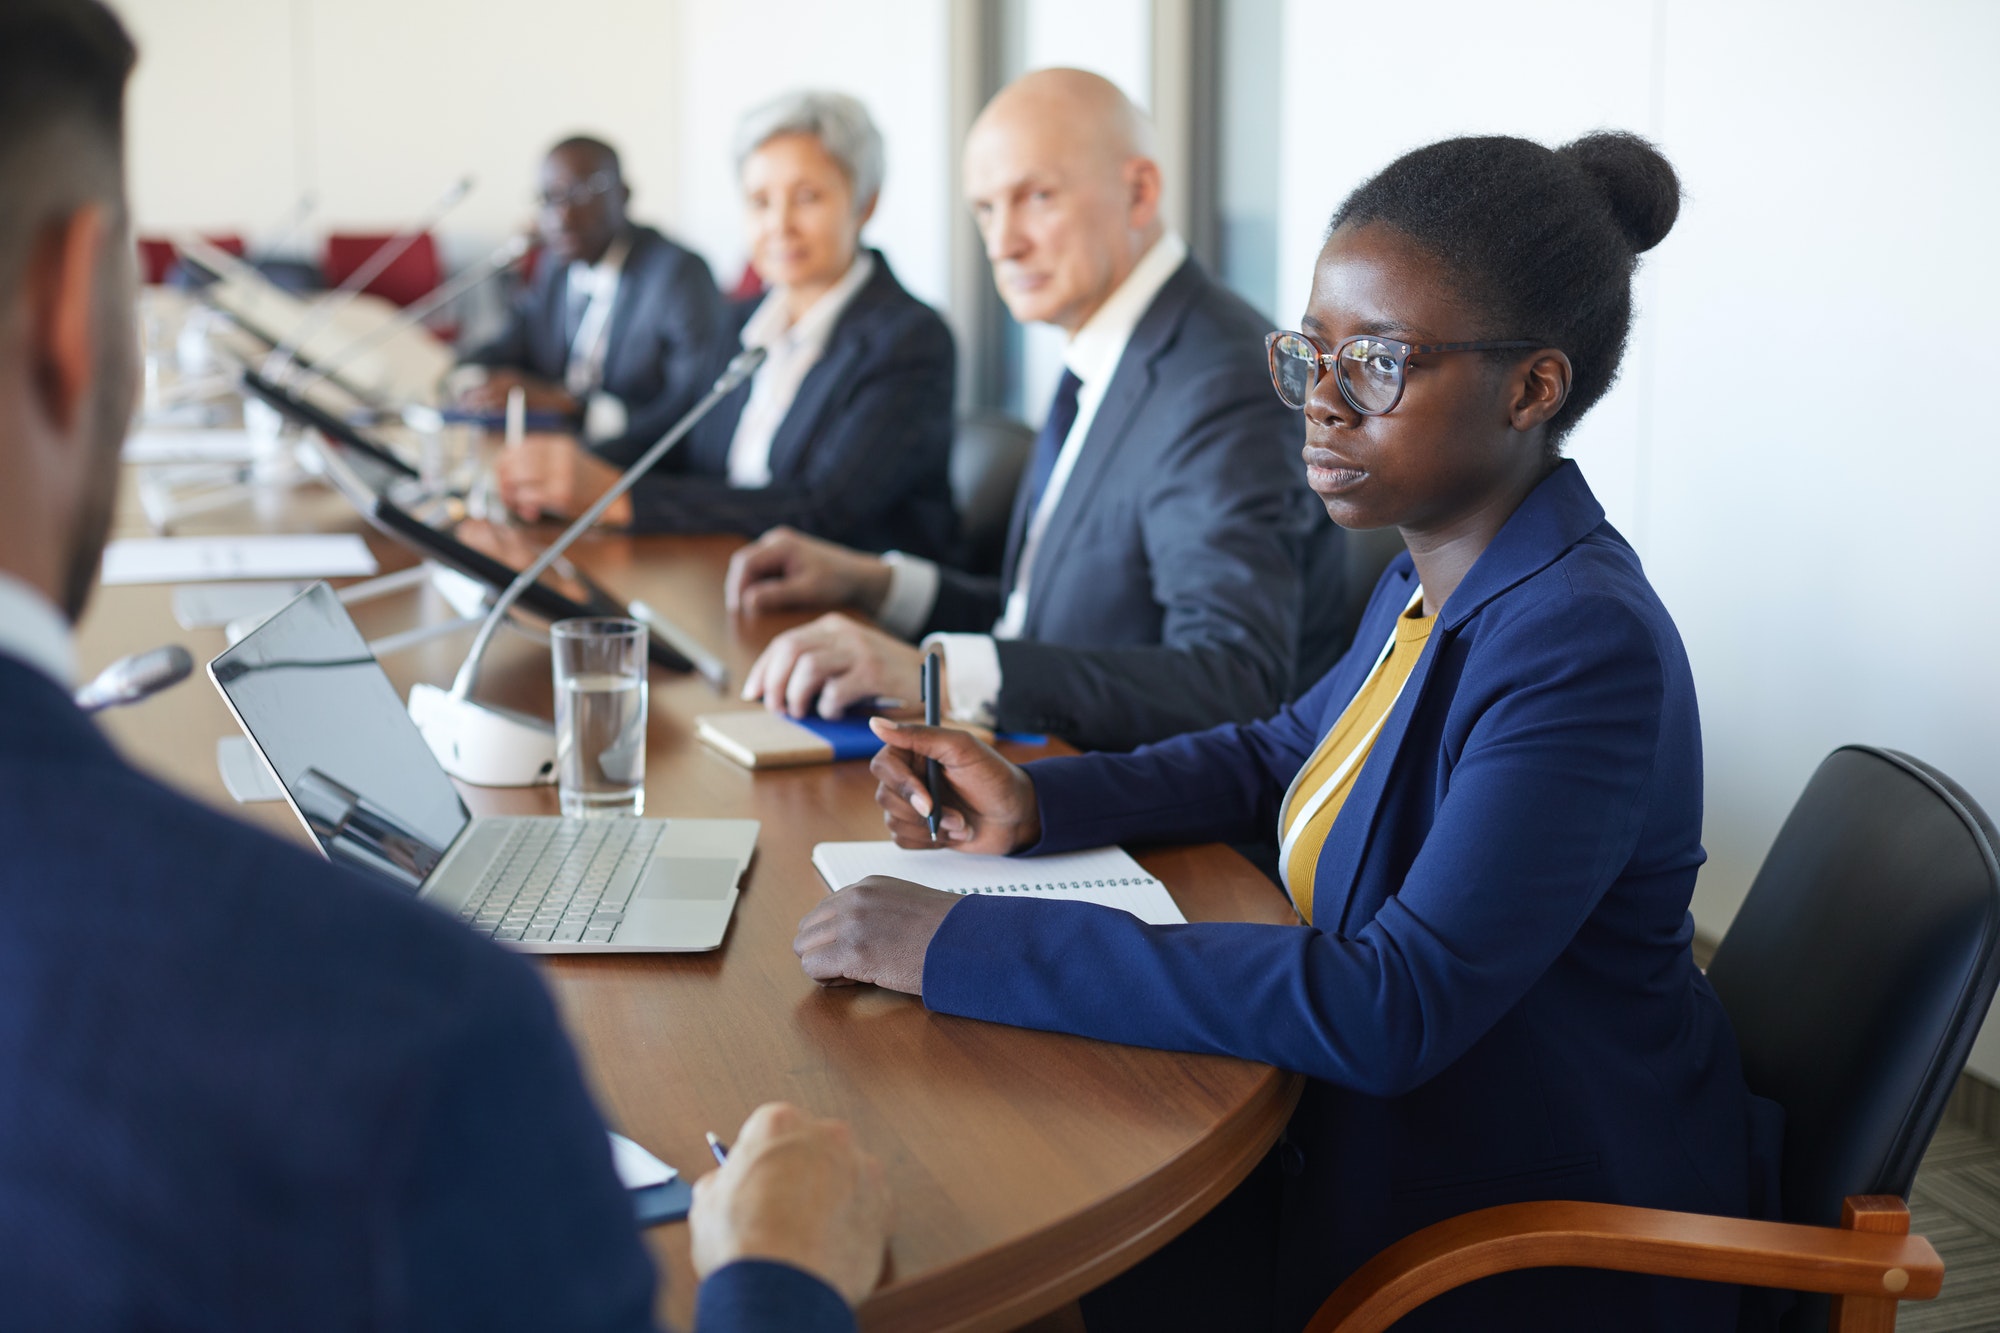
[1003,368,1083,593]
[1019,369,1082,528]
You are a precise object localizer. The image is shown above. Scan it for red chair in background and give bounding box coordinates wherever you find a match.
[136,234,244,285]
[321,232,444,308]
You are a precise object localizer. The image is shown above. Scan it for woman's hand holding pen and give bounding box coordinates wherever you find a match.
[865,718,1040,854]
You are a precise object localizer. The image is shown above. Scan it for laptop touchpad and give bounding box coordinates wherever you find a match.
[638,857,741,902]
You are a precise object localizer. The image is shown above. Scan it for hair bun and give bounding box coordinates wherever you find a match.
[1559,131,1680,254]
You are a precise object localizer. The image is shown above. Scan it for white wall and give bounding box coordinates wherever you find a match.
[1276,0,2000,1075]
[116,0,953,307]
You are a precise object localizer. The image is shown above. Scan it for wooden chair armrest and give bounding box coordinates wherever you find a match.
[1303,1198,1942,1333]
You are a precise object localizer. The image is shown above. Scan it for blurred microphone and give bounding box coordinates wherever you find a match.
[288,234,532,397]
[266,176,475,379]
[408,346,768,785]
[75,644,194,714]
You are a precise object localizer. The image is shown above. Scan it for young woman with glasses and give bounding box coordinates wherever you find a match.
[793,131,1775,1333]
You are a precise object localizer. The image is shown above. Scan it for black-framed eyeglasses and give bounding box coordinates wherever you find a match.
[535,171,616,213]
[1265,330,1543,416]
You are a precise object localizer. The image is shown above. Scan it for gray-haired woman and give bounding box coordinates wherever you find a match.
[494,90,958,563]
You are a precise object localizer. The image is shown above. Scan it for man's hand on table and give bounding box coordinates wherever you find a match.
[690,1102,892,1307]
[725,526,893,617]
[740,614,928,720]
[793,721,1042,995]
[493,433,631,526]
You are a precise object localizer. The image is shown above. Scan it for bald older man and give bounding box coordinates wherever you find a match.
[729,69,1346,753]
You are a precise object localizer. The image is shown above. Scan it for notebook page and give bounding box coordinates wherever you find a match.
[811,841,1187,926]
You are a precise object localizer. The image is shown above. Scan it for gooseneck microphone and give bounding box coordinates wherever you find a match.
[75,644,194,714]
[265,176,475,381]
[286,233,533,398]
[407,346,768,786]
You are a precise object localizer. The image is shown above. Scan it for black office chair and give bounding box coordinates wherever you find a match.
[1304,745,2000,1333]
[949,412,1033,576]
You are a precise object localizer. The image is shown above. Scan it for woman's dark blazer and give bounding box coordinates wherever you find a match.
[623,249,957,561]
[920,461,1781,1331]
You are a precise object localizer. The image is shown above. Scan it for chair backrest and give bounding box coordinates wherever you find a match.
[949,412,1033,577]
[135,234,244,286]
[322,232,442,308]
[1707,746,2000,1234]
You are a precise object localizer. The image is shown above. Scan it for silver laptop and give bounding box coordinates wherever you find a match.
[209,582,755,952]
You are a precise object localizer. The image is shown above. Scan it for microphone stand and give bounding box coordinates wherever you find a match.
[407,346,766,786]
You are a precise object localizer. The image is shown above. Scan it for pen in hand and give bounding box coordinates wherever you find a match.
[921,649,942,843]
[705,1131,729,1166]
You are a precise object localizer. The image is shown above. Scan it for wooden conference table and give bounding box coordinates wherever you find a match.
[78,474,1302,1332]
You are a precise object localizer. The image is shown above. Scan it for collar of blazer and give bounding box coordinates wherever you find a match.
[594,226,671,387]
[1309,459,1611,935]
[754,250,900,478]
[0,654,119,766]
[1010,257,1205,616]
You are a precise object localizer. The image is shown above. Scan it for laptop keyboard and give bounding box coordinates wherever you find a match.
[458,819,664,945]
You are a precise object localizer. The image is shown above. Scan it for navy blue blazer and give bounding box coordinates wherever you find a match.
[0,658,849,1333]
[923,257,1349,751]
[923,463,1774,1330]
[463,224,725,467]
[624,250,958,562]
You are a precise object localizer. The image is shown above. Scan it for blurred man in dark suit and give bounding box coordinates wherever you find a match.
[455,136,724,468]
[0,5,883,1328]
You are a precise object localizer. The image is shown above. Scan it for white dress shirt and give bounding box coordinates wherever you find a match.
[565,233,632,444]
[0,572,76,688]
[882,232,1188,726]
[725,251,876,488]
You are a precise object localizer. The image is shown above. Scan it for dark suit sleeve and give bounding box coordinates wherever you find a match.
[460,281,539,373]
[386,949,659,1332]
[594,252,728,469]
[987,374,1315,750]
[693,1262,855,1333]
[623,311,953,548]
[923,567,1006,634]
[923,593,1670,1098]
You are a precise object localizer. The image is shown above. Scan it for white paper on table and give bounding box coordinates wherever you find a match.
[121,429,263,464]
[608,1132,679,1188]
[101,535,378,586]
[812,841,1188,926]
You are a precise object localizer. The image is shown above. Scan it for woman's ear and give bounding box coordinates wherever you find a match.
[856,191,879,230]
[1508,349,1571,433]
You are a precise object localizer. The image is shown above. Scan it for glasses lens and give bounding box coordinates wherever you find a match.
[1268,333,1318,409]
[1336,339,1402,414]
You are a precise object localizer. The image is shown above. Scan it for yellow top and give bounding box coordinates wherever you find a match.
[1280,602,1436,924]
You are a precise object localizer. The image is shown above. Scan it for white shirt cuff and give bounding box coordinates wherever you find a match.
[924,632,1001,728]
[877,552,940,640]
[583,391,629,444]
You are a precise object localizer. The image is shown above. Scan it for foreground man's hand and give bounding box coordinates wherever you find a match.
[741,613,924,719]
[794,876,962,995]
[690,1102,893,1307]
[455,369,579,416]
[493,432,629,524]
[726,526,893,617]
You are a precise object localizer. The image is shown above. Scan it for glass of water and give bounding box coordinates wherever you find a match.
[551,618,648,818]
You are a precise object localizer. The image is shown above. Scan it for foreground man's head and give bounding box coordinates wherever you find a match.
[0,0,138,623]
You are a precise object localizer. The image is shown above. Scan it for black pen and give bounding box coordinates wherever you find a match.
[704,1131,728,1166]
[921,649,942,843]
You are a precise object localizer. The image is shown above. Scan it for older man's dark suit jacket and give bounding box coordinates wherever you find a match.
[923,256,1348,752]
[0,657,850,1333]
[623,250,957,562]
[463,224,724,467]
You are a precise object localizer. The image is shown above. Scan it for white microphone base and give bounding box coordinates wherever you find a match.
[408,682,557,787]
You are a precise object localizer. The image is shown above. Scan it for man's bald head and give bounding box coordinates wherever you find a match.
[971,68,1157,172]
[963,69,1167,334]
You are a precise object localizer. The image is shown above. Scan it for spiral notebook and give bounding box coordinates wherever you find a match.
[810,842,1186,925]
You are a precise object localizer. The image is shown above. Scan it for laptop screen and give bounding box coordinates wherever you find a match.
[210,583,471,890]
